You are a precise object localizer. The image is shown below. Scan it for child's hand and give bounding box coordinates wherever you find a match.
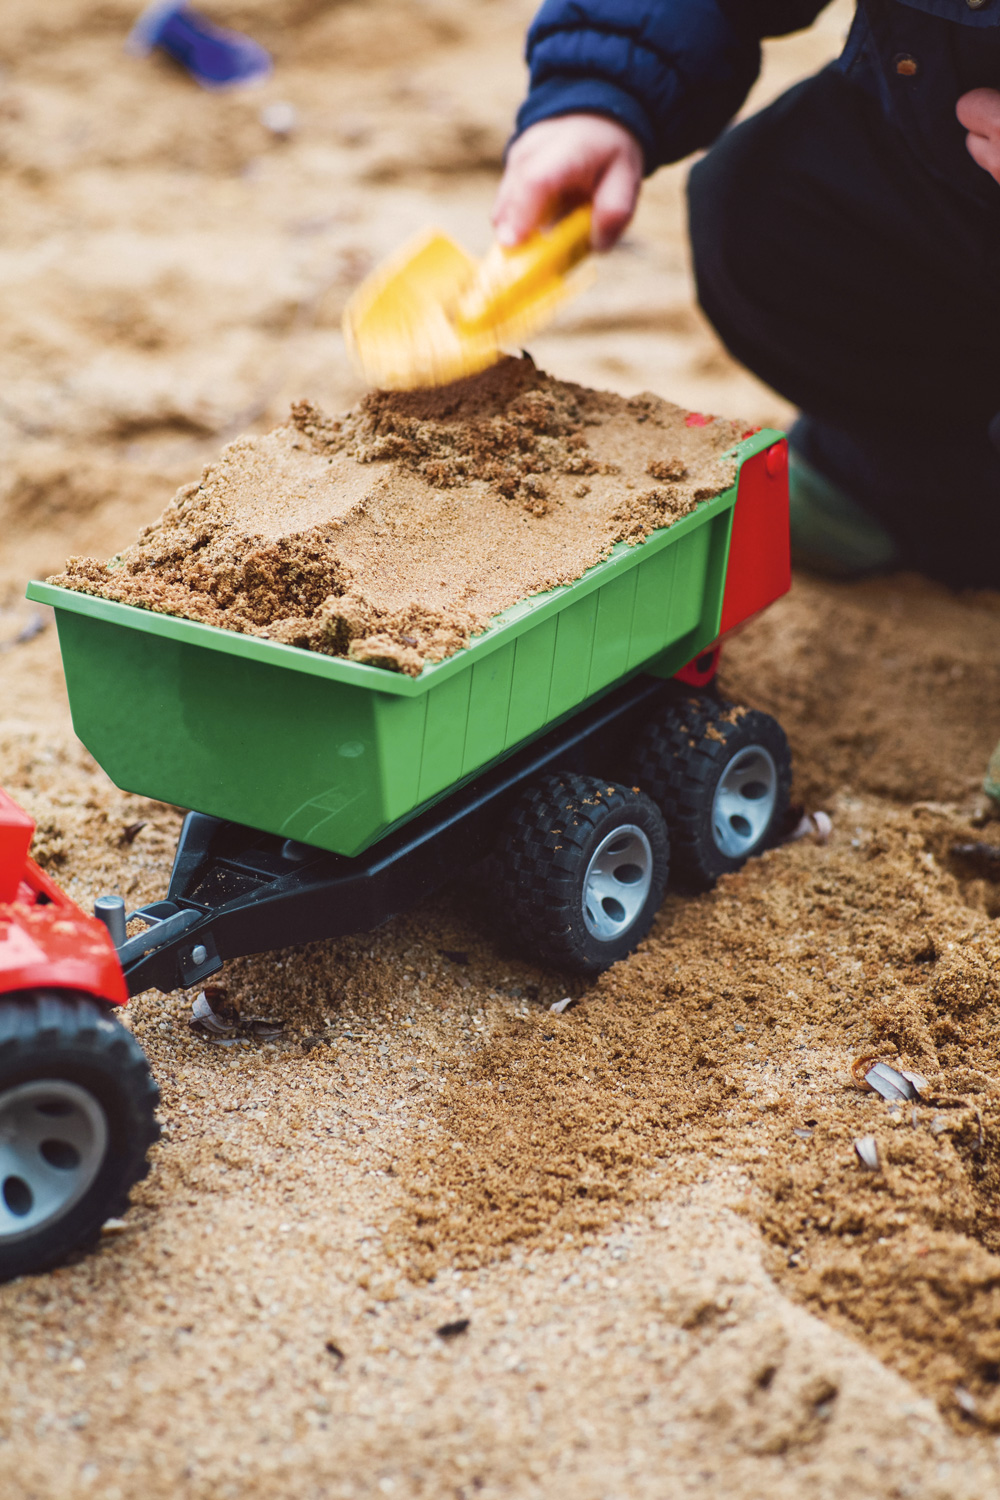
[957,88,1000,186]
[492,114,643,252]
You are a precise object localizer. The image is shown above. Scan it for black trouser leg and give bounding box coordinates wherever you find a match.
[687,65,1000,588]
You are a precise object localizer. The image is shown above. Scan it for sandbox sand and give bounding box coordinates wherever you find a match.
[53,358,743,674]
[5,1,1000,1497]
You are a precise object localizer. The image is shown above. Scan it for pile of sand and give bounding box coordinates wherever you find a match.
[51,357,745,674]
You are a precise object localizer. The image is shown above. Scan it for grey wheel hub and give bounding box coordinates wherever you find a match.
[0,1080,108,1243]
[582,824,653,942]
[711,745,779,859]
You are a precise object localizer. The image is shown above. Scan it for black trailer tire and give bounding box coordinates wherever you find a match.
[626,692,791,891]
[0,991,159,1282]
[498,773,670,975]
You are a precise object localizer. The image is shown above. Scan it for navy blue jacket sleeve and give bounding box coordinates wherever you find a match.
[514,0,830,173]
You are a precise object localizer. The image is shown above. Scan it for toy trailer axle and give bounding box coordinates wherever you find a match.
[105,674,669,996]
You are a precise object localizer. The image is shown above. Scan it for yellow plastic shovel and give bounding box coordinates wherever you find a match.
[343,205,594,391]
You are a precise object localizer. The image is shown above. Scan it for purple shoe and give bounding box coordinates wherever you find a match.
[126,2,272,90]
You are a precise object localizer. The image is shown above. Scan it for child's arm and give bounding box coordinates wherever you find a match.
[957,89,1000,186]
[495,0,830,248]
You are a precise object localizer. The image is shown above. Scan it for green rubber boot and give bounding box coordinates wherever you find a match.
[789,449,900,578]
[986,742,1000,807]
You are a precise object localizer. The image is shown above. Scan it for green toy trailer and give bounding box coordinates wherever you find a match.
[28,427,793,983]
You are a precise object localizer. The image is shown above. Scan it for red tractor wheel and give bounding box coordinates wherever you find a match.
[0,991,159,1282]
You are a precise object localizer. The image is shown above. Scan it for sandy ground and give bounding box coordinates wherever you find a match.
[4,2,1000,1496]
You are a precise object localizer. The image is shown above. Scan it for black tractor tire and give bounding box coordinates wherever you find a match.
[0,991,159,1282]
[497,772,670,975]
[626,692,792,891]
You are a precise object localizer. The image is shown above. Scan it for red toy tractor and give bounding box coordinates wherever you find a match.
[0,789,158,1281]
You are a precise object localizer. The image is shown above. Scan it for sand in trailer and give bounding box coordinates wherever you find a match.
[51,356,746,674]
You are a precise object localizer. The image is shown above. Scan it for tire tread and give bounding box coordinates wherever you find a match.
[497,772,669,973]
[628,691,791,890]
[0,990,159,1280]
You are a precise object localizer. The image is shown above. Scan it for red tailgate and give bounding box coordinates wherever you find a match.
[719,440,791,635]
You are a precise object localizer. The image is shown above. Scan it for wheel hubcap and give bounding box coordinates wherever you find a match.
[0,1081,108,1243]
[582,824,654,942]
[711,745,779,859]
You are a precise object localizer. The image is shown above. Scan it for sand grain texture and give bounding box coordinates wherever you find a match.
[5,1,1000,1496]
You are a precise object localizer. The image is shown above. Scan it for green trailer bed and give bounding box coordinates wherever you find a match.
[28,428,781,858]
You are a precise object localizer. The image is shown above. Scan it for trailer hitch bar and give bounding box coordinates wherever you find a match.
[93,898,223,989]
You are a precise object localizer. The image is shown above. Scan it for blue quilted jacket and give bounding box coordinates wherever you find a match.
[515,0,1000,203]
